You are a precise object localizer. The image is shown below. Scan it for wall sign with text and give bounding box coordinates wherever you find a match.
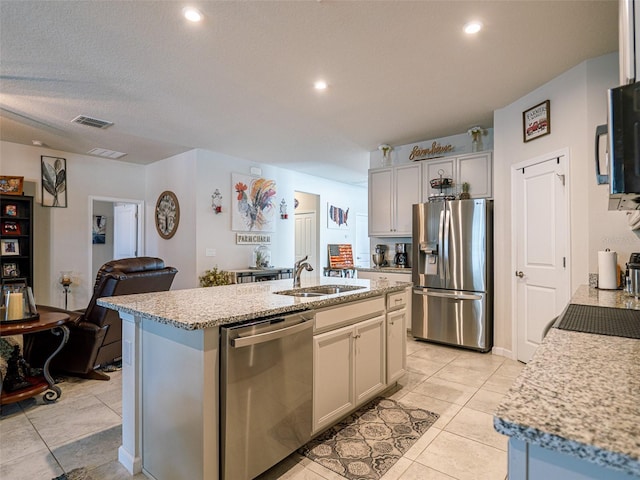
[523,100,551,142]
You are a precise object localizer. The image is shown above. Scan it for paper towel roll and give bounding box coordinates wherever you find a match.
[598,250,618,289]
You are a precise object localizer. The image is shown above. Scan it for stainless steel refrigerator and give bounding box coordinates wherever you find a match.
[411,199,493,352]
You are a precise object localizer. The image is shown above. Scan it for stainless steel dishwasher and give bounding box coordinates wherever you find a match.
[220,312,314,480]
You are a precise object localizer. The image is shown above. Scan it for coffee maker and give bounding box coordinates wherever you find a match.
[394,243,409,268]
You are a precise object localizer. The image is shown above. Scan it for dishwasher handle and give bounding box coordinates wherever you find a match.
[230,317,313,348]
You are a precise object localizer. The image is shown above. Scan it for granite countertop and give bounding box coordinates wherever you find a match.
[97,277,409,331]
[494,285,640,476]
[356,266,412,274]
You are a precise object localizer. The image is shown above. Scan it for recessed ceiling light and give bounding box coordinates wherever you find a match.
[183,7,203,22]
[32,140,43,146]
[464,21,482,34]
[314,80,328,90]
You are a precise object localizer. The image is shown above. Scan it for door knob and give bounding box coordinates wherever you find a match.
[515,271,524,278]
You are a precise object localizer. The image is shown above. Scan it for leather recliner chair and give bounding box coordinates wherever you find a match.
[24,257,177,380]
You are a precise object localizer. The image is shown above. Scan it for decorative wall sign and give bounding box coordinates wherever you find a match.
[92,215,106,244]
[327,203,349,229]
[0,176,24,195]
[328,244,354,268]
[523,100,551,142]
[408,142,455,161]
[155,190,180,239]
[232,173,277,232]
[236,233,272,245]
[41,156,67,207]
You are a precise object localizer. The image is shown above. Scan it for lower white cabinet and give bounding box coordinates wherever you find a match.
[313,314,386,433]
[386,309,407,384]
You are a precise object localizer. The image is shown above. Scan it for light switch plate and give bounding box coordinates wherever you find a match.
[206,248,216,257]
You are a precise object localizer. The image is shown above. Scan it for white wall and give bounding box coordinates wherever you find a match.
[493,52,636,354]
[1,141,147,309]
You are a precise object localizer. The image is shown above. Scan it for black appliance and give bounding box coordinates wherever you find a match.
[394,243,408,268]
[595,81,640,210]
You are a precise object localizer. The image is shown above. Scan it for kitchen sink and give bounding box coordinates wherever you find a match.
[275,285,366,297]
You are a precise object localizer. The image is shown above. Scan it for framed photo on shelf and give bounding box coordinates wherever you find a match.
[0,176,24,195]
[523,100,551,142]
[4,204,17,216]
[0,239,20,256]
[2,263,19,278]
[1,221,20,235]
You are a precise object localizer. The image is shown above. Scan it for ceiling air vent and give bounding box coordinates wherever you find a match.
[87,148,127,159]
[71,115,114,129]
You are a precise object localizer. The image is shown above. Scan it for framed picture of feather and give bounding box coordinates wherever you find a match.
[231,172,277,232]
[41,156,67,207]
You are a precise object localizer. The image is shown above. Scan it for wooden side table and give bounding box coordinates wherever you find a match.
[1,307,70,405]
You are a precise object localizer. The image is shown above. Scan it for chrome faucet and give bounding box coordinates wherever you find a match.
[293,255,314,288]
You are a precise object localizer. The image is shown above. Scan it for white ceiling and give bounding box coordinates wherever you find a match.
[0,1,618,185]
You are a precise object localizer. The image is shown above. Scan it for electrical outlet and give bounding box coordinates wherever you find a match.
[206,248,216,257]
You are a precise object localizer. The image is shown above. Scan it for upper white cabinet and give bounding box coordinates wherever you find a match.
[619,0,639,85]
[369,163,422,236]
[421,151,493,201]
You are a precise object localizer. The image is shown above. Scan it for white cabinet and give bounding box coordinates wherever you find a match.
[356,269,412,284]
[313,314,386,433]
[386,290,408,384]
[421,151,493,201]
[369,163,422,236]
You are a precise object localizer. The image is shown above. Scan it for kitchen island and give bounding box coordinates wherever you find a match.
[98,276,409,480]
[494,285,640,479]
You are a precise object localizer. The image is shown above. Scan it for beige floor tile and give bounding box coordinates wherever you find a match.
[0,406,31,434]
[409,344,462,364]
[466,389,506,416]
[25,394,121,448]
[379,456,412,480]
[0,420,49,463]
[257,455,310,479]
[96,387,123,417]
[415,431,507,480]
[432,364,493,388]
[0,451,63,480]
[412,377,478,406]
[406,356,447,377]
[493,360,525,379]
[398,461,456,479]
[449,352,505,372]
[402,426,442,460]
[482,374,517,395]
[51,424,122,472]
[444,407,508,451]
[397,392,462,430]
[89,459,149,480]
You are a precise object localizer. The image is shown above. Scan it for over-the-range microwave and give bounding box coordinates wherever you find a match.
[595,81,640,210]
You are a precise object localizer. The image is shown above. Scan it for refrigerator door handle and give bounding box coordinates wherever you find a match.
[442,208,450,284]
[413,288,482,301]
[438,209,446,284]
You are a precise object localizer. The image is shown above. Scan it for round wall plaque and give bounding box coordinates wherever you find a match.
[155,190,180,239]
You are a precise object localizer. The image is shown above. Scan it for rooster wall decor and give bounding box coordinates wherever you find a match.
[232,173,277,232]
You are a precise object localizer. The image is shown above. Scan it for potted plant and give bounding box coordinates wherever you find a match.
[459,182,471,200]
[199,266,233,287]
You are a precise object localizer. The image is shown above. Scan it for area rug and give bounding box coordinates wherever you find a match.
[299,397,439,480]
[51,467,95,480]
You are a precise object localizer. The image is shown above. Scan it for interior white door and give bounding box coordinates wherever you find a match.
[295,212,317,279]
[355,213,370,268]
[114,203,138,259]
[514,155,569,363]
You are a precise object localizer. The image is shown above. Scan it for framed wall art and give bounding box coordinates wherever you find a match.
[41,156,68,207]
[1,239,20,256]
[232,173,277,232]
[92,215,107,244]
[1,221,20,235]
[327,203,350,229]
[4,204,17,216]
[2,262,19,278]
[523,100,551,142]
[0,176,24,195]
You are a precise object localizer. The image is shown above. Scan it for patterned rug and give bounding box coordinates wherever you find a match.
[299,397,439,480]
[52,467,95,480]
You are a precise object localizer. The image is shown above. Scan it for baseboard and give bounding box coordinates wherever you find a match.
[118,445,142,475]
[491,346,515,360]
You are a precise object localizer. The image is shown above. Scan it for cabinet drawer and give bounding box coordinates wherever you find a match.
[315,297,385,333]
[387,290,408,310]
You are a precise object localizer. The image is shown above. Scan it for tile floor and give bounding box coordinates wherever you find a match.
[0,336,523,480]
